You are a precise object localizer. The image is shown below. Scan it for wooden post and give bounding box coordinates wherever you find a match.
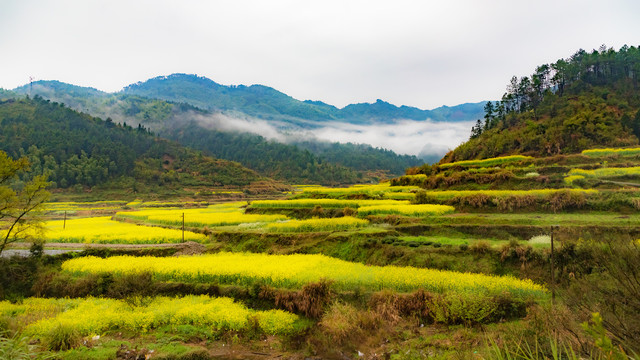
[182,212,185,243]
[63,211,67,230]
[550,225,557,304]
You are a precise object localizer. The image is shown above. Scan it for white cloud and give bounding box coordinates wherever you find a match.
[301,119,473,158]
[184,110,473,160]
[188,111,289,142]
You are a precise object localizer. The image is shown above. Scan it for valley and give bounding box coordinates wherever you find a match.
[1,45,640,359]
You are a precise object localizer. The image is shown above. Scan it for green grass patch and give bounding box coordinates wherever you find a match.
[397,236,512,248]
[421,212,640,227]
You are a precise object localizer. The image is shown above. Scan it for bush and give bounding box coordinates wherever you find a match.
[43,323,81,351]
[430,292,526,325]
[566,240,640,353]
[342,207,356,217]
[0,257,41,301]
[319,302,360,345]
[492,195,537,211]
[413,190,442,205]
[470,240,492,254]
[369,290,434,324]
[461,193,492,208]
[381,236,397,244]
[263,280,334,319]
[431,293,498,324]
[107,271,156,300]
[310,205,324,217]
[548,190,586,212]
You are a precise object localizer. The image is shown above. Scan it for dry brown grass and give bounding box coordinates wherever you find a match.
[369,289,434,325]
[260,280,333,319]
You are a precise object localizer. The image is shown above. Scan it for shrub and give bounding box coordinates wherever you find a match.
[470,240,492,254]
[310,205,324,217]
[548,190,586,212]
[499,240,534,270]
[383,214,401,225]
[269,280,333,319]
[429,291,527,325]
[413,190,442,205]
[566,240,640,353]
[369,290,434,324]
[460,193,491,208]
[319,302,360,345]
[342,207,356,217]
[381,236,397,244]
[107,271,156,300]
[43,322,81,351]
[492,195,537,211]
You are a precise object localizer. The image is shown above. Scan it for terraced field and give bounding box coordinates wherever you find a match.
[3,148,640,359]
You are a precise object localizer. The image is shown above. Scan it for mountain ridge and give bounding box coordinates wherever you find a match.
[119,73,486,124]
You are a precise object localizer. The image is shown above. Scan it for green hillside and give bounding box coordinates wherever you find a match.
[164,122,364,184]
[444,45,640,163]
[12,80,424,182]
[0,96,269,193]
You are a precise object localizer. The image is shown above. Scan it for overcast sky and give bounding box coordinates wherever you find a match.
[1,0,639,110]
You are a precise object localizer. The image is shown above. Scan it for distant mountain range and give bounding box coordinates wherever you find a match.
[6,75,487,183]
[121,74,486,125]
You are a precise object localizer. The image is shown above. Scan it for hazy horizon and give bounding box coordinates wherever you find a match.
[2,0,639,109]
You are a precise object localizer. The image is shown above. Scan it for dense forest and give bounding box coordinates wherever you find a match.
[0,97,266,190]
[163,123,365,184]
[293,141,422,174]
[443,44,640,162]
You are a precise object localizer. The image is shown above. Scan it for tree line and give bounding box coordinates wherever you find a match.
[470,44,640,139]
[447,45,640,162]
[0,97,264,190]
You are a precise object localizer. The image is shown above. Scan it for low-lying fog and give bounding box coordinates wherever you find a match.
[190,111,475,161]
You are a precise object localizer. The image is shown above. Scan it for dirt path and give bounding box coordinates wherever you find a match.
[7,241,206,255]
[600,179,640,187]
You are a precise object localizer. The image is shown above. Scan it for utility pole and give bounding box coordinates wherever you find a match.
[182,212,185,243]
[63,211,67,230]
[550,225,559,304]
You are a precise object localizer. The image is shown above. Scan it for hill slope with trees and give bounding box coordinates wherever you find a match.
[11,81,424,182]
[442,44,640,163]
[0,96,271,192]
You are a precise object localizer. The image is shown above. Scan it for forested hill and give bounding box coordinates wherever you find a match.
[442,45,640,163]
[0,96,270,191]
[11,81,423,182]
[121,73,486,124]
